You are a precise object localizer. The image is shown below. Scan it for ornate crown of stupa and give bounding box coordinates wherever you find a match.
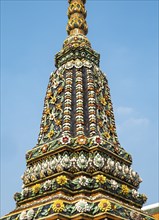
[1,1,154,220]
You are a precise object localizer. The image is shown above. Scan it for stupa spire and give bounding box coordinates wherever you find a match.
[1,1,155,220]
[67,0,88,35]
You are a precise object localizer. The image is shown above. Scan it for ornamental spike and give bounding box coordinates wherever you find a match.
[67,0,88,35]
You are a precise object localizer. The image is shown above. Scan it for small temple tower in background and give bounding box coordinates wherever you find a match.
[1,0,155,219]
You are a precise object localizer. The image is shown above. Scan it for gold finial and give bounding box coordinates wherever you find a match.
[67,0,88,36]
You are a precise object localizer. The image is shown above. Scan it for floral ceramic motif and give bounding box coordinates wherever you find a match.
[18,174,147,209]
[77,135,87,145]
[22,150,141,189]
[52,200,65,213]
[78,176,89,186]
[121,184,130,195]
[56,175,68,185]
[10,197,153,220]
[21,187,29,197]
[110,179,119,190]
[93,153,104,168]
[37,67,65,144]
[75,200,90,213]
[60,154,71,168]
[43,180,52,190]
[32,184,41,194]
[98,199,111,212]
[60,135,70,144]
[19,211,27,220]
[95,175,106,184]
[26,209,34,220]
[19,209,34,220]
[77,154,88,169]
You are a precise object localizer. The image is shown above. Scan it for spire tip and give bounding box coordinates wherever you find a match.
[67,0,88,36]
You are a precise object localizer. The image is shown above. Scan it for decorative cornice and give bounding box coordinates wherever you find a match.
[2,194,154,220]
[23,149,140,188]
[15,174,146,208]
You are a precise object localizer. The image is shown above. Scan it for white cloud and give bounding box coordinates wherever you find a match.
[115,106,150,132]
[122,117,150,127]
[115,106,134,115]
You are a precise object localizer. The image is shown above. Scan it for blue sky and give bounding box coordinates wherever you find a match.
[1,0,158,216]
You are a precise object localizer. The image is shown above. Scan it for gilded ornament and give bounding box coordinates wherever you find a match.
[106,110,111,116]
[68,2,86,18]
[98,120,103,127]
[57,87,63,94]
[47,130,54,139]
[56,103,62,111]
[103,131,111,140]
[43,125,49,133]
[50,96,57,104]
[109,124,115,133]
[46,91,52,99]
[100,97,107,106]
[55,119,61,126]
[44,108,50,115]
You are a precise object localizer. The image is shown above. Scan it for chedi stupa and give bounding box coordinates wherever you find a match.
[1,1,155,220]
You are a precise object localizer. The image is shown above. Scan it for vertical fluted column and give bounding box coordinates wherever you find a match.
[86,68,96,136]
[63,70,73,135]
[76,70,84,135]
